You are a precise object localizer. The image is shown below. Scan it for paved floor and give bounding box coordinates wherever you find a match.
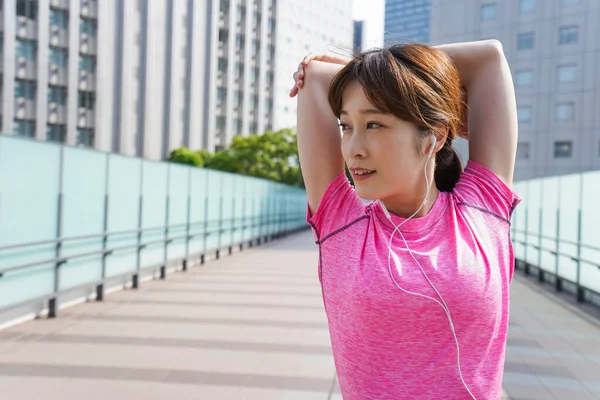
[0,231,598,400]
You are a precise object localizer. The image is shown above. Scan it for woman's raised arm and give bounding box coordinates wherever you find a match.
[436,40,518,187]
[295,60,347,215]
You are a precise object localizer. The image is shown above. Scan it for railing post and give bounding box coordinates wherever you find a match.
[133,193,143,289]
[49,147,65,318]
[524,206,530,275]
[49,192,63,318]
[249,198,255,248]
[161,194,169,280]
[240,194,246,252]
[229,196,235,255]
[97,192,109,301]
[576,209,584,302]
[538,207,544,283]
[555,208,562,292]
[201,191,208,264]
[183,170,191,272]
[216,195,222,259]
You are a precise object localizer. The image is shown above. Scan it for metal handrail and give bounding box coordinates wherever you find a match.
[514,240,600,270]
[513,229,600,252]
[0,214,304,277]
[0,215,277,252]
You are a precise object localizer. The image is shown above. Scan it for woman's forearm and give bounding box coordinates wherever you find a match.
[434,40,505,90]
[298,61,345,127]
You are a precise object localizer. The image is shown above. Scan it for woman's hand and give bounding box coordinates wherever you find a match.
[289,53,351,98]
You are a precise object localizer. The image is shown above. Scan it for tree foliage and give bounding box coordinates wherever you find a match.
[168,129,304,187]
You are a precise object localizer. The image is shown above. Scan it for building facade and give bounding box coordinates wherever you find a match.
[271,0,354,133]
[429,0,600,181]
[384,0,432,45]
[1,0,354,160]
[1,0,212,160]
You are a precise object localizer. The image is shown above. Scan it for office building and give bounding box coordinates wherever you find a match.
[354,20,365,51]
[1,0,354,161]
[429,0,600,180]
[271,0,354,133]
[384,0,432,45]
[2,0,211,159]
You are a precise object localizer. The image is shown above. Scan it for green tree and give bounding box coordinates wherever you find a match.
[169,147,204,167]
[167,129,305,187]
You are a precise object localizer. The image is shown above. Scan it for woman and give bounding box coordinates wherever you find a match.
[289,40,520,399]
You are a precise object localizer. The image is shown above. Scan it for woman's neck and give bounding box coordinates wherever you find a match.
[381,186,440,219]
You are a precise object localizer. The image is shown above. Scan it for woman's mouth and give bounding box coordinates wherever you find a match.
[350,168,376,181]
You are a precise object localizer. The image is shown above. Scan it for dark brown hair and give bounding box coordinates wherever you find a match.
[328,44,465,192]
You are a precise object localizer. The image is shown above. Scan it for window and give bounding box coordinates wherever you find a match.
[250,95,257,109]
[79,54,96,73]
[218,58,227,73]
[519,0,536,13]
[516,142,530,160]
[235,34,245,50]
[266,72,273,86]
[217,87,226,103]
[13,119,36,137]
[50,8,68,29]
[80,18,97,37]
[249,122,257,134]
[252,39,260,56]
[480,3,497,21]
[554,141,572,158]
[268,18,275,34]
[557,64,576,83]
[46,124,66,142]
[235,62,243,79]
[514,69,533,87]
[252,12,260,29]
[559,26,579,44]
[50,47,68,67]
[234,91,242,107]
[234,119,242,134]
[76,128,94,147]
[14,79,36,100]
[218,29,228,42]
[555,102,574,121]
[48,85,67,105]
[17,0,37,20]
[219,0,229,14]
[216,116,225,132]
[265,98,273,113]
[15,39,37,60]
[251,67,259,83]
[236,4,245,23]
[517,32,534,50]
[517,106,532,123]
[78,90,95,109]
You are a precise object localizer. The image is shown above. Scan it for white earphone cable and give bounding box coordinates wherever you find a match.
[380,136,476,400]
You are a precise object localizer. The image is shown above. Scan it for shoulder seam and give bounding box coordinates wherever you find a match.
[457,202,510,224]
[317,215,370,245]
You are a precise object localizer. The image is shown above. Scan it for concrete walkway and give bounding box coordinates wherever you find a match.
[0,231,598,400]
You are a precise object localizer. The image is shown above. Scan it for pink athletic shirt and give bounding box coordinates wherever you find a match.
[307,161,521,399]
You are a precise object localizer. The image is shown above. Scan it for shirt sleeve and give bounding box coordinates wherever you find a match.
[452,160,521,222]
[306,172,367,242]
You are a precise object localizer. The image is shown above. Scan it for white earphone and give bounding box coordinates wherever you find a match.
[378,135,476,399]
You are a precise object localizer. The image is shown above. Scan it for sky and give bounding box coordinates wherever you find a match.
[353,0,386,49]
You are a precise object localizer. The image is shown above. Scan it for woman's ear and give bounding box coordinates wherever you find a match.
[429,124,449,154]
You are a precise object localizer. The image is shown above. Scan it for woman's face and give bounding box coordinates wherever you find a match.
[339,81,430,204]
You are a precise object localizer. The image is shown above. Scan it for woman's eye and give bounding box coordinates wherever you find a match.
[367,122,382,129]
[339,123,351,131]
